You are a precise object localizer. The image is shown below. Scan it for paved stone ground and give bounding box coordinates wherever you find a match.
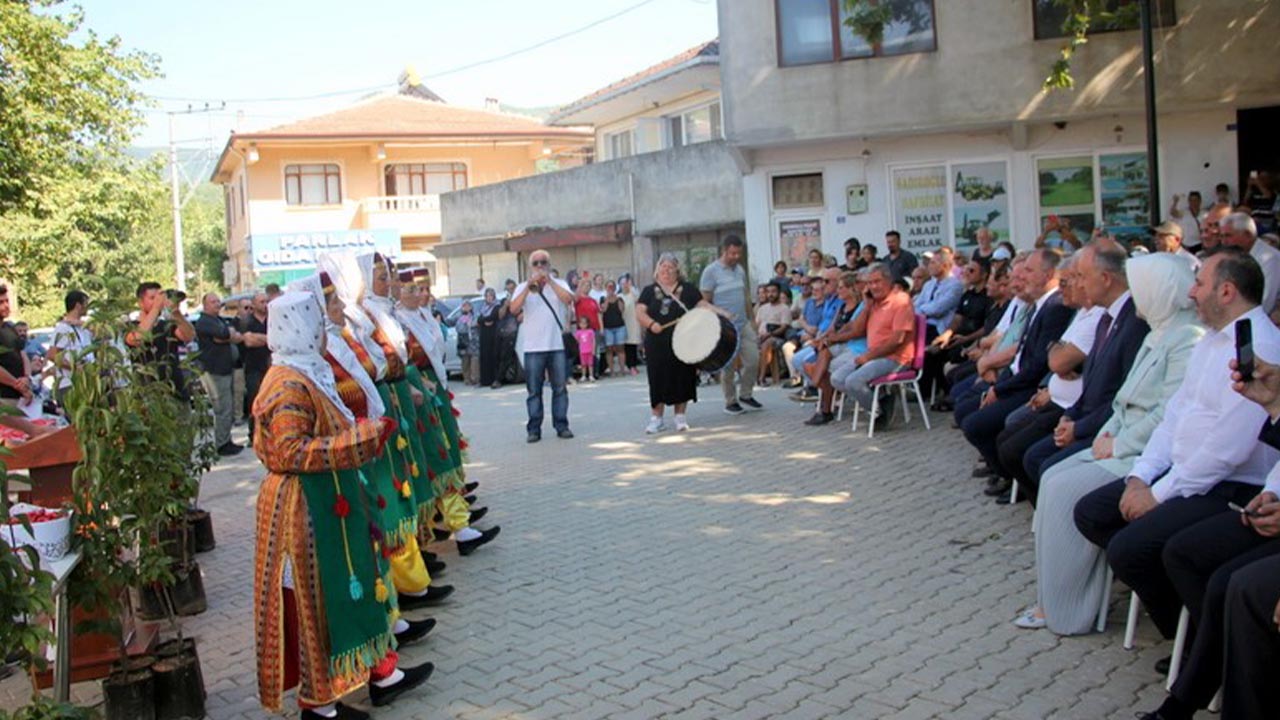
[3,376,1176,718]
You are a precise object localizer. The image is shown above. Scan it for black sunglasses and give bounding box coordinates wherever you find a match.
[531,259,549,267]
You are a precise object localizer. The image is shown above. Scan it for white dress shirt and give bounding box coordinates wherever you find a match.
[1130,305,1280,502]
[1048,305,1103,409]
[1249,240,1280,315]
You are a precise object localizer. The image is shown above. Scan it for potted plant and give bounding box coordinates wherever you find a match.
[62,276,217,720]
[0,440,97,720]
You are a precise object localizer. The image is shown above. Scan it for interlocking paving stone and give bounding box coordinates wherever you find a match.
[1,377,1172,718]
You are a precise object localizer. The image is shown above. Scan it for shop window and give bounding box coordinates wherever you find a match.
[777,0,937,66]
[384,163,468,196]
[1032,0,1176,41]
[284,163,342,206]
[605,130,634,160]
[772,173,825,209]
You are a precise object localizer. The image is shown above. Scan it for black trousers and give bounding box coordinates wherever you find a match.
[244,368,265,437]
[624,343,639,368]
[1222,553,1280,720]
[1074,479,1261,639]
[1162,508,1277,710]
[995,403,1063,494]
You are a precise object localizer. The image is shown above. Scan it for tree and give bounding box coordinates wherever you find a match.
[0,0,168,325]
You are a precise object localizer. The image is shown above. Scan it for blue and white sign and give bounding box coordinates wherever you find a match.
[251,229,401,272]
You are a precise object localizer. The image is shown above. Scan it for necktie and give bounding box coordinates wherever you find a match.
[1093,312,1114,354]
[996,303,1033,352]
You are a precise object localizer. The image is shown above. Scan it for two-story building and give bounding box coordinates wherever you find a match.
[718,0,1280,281]
[210,74,591,294]
[437,40,745,288]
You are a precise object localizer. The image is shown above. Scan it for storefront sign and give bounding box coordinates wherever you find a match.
[778,219,821,269]
[1099,152,1151,248]
[891,166,949,252]
[952,161,1010,252]
[1036,155,1097,248]
[250,229,401,272]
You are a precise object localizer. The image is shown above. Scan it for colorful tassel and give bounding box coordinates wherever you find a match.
[396,436,409,451]
[430,414,440,427]
[374,577,389,603]
[427,468,436,480]
[416,420,426,434]
[377,494,387,510]
[400,480,412,499]
[411,462,420,478]
[447,391,455,401]
[459,439,469,451]
[348,574,364,601]
[451,407,461,418]
[333,495,351,518]
[437,447,447,460]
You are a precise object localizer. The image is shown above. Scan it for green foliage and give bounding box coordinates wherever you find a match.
[842,0,892,48]
[1043,0,1142,90]
[63,277,216,636]
[0,1,230,325]
[0,695,97,720]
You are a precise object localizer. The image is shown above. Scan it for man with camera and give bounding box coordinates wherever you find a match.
[127,283,196,402]
[508,250,576,443]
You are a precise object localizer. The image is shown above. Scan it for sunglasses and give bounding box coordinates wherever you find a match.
[531,259,549,267]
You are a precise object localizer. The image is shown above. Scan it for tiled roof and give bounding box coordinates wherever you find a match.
[236,94,590,140]
[549,39,718,123]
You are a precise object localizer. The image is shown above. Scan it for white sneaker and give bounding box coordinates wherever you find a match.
[1013,606,1046,629]
[645,416,665,434]
[674,415,689,432]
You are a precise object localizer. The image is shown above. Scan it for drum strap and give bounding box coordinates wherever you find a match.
[656,284,691,331]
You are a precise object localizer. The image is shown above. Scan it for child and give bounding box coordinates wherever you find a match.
[573,316,597,382]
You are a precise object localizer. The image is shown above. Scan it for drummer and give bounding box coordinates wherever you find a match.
[635,252,719,434]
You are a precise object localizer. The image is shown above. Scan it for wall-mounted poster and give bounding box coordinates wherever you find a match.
[952,161,1010,252]
[1100,152,1151,248]
[1036,156,1096,250]
[778,219,821,269]
[891,165,949,252]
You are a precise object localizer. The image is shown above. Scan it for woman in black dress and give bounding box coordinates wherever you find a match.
[477,288,501,387]
[635,253,716,434]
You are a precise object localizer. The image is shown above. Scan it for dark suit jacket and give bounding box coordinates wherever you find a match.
[1065,297,1150,439]
[993,290,1075,399]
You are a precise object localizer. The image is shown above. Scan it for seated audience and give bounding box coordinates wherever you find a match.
[1072,249,1280,647]
[986,253,1100,502]
[922,260,991,400]
[958,249,1074,476]
[1015,252,1202,634]
[800,271,868,425]
[1221,211,1280,315]
[913,247,964,343]
[1152,220,1201,272]
[755,282,792,386]
[936,261,1012,409]
[949,254,1031,418]
[786,269,842,399]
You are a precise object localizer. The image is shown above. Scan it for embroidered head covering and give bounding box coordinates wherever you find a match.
[319,251,390,380]
[267,291,354,423]
[286,273,385,418]
[1127,252,1197,343]
[357,251,409,362]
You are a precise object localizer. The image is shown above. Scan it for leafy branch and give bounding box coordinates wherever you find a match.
[1044,0,1141,90]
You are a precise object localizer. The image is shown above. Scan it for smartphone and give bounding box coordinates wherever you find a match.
[1229,501,1261,518]
[1236,317,1254,383]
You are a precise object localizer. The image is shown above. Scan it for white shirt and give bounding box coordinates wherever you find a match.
[514,279,572,353]
[1049,305,1103,409]
[1175,247,1201,273]
[1249,240,1280,315]
[52,319,93,390]
[994,298,1026,335]
[588,288,607,304]
[1130,305,1280,502]
[1176,213,1201,248]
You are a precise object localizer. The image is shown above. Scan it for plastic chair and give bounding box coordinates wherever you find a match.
[848,314,932,438]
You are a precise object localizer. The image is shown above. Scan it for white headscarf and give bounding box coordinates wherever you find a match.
[267,291,354,424]
[286,274,385,418]
[318,252,389,380]
[357,252,409,363]
[1126,253,1198,344]
[395,301,448,390]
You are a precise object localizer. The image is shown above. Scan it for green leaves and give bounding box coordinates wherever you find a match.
[1042,0,1145,91]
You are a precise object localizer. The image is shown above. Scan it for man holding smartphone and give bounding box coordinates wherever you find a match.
[508,250,576,443]
[1073,248,1280,655]
[127,283,196,402]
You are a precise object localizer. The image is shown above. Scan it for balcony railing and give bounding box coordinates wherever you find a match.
[365,194,441,213]
[364,194,442,235]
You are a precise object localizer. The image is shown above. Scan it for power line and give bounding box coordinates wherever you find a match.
[144,0,661,104]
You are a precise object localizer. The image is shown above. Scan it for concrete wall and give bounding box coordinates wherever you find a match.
[440,140,745,242]
[719,0,1280,148]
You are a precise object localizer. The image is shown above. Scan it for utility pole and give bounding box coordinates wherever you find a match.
[168,111,187,292]
[1139,0,1161,226]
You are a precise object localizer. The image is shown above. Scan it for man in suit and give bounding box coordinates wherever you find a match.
[959,248,1075,478]
[1020,241,1150,496]
[1075,248,1280,646]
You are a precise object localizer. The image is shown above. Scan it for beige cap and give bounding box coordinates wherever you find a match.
[1152,220,1183,238]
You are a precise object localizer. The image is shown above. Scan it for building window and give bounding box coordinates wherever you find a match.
[772,173,825,209]
[1033,0,1176,40]
[777,0,937,66]
[668,102,723,148]
[284,163,342,206]
[384,163,468,196]
[605,130,634,160]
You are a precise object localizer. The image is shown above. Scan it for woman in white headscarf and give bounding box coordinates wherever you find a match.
[311,254,449,608]
[251,291,433,717]
[1012,253,1206,635]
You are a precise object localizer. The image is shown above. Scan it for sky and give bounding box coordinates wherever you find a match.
[75,0,720,152]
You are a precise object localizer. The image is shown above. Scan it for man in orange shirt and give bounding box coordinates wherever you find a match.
[830,263,916,421]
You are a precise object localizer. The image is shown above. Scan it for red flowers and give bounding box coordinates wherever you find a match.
[333,495,350,519]
[447,391,455,401]
[459,439,469,451]
[429,414,440,427]
[451,407,461,418]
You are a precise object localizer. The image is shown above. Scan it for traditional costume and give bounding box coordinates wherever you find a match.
[252,291,406,717]
[317,252,434,598]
